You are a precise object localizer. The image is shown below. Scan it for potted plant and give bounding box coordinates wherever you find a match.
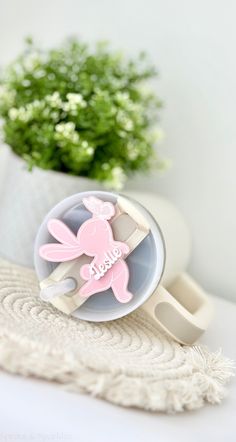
[0,38,164,266]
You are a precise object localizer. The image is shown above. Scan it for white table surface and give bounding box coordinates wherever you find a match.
[0,295,235,442]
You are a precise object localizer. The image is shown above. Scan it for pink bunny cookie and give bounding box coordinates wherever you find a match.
[39,196,133,303]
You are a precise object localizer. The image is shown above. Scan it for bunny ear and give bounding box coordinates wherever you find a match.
[39,243,83,262]
[100,202,115,220]
[83,196,102,215]
[47,219,78,247]
[83,196,115,220]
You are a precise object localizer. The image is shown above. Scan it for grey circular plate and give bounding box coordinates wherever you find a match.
[34,191,165,321]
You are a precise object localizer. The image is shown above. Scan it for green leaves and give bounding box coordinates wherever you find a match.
[0,38,163,189]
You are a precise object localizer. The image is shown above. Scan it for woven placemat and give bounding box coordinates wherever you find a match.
[0,258,234,413]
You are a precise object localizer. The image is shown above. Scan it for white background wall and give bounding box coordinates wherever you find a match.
[0,0,235,302]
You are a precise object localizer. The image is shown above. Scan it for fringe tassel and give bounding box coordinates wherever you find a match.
[0,331,234,414]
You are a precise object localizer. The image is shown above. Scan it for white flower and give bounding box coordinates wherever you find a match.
[32,99,41,107]
[22,79,31,87]
[48,73,56,80]
[87,147,94,156]
[115,91,130,103]
[45,92,62,108]
[18,106,32,122]
[66,93,85,105]
[63,93,87,113]
[116,110,134,131]
[65,122,76,131]
[80,140,94,156]
[151,128,165,143]
[8,108,19,120]
[115,91,139,113]
[127,141,139,160]
[8,105,33,122]
[55,122,75,133]
[55,122,79,143]
[23,52,42,72]
[50,111,59,121]
[33,69,46,79]
[59,66,67,74]
[0,85,16,107]
[138,82,153,97]
[101,163,109,170]
[55,123,63,133]
[123,119,133,131]
[105,166,126,190]
[70,74,78,82]
[81,140,88,148]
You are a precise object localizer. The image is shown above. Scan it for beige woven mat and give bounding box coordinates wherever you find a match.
[0,259,234,413]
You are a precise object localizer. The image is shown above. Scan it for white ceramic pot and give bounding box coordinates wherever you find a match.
[0,151,191,286]
[0,152,103,267]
